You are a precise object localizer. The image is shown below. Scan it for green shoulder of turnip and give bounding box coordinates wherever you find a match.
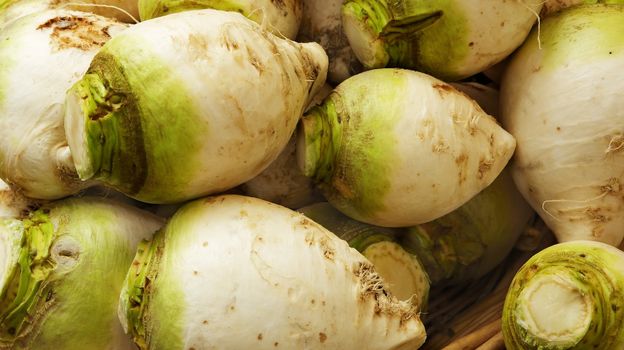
[0,197,163,349]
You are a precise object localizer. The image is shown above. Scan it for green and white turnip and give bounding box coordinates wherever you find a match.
[502,241,624,349]
[500,4,624,246]
[119,195,426,349]
[297,68,516,227]
[340,0,543,81]
[64,9,328,204]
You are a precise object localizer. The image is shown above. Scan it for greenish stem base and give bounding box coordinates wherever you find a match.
[512,271,592,349]
[341,0,442,68]
[65,59,148,197]
[0,210,56,344]
[296,100,342,184]
[122,231,166,350]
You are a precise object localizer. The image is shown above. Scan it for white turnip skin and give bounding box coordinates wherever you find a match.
[0,9,128,199]
[298,69,516,227]
[138,0,302,39]
[64,9,328,204]
[500,4,624,247]
[297,0,362,83]
[0,0,50,29]
[118,195,426,350]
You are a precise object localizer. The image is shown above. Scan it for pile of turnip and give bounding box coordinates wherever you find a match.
[1,0,624,349]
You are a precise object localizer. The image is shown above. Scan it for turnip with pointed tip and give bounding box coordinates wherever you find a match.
[297,68,516,227]
[118,195,426,349]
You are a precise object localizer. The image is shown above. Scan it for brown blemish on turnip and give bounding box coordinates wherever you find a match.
[478,158,493,179]
[38,15,114,51]
[319,332,327,343]
[319,237,335,261]
[432,83,456,95]
[455,153,468,185]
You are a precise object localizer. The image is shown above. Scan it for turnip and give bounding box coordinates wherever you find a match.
[64,9,328,204]
[500,4,624,246]
[138,0,302,39]
[400,169,534,285]
[502,241,624,349]
[297,68,516,227]
[118,195,426,349]
[340,0,543,81]
[0,197,163,349]
[297,0,362,83]
[0,9,128,199]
